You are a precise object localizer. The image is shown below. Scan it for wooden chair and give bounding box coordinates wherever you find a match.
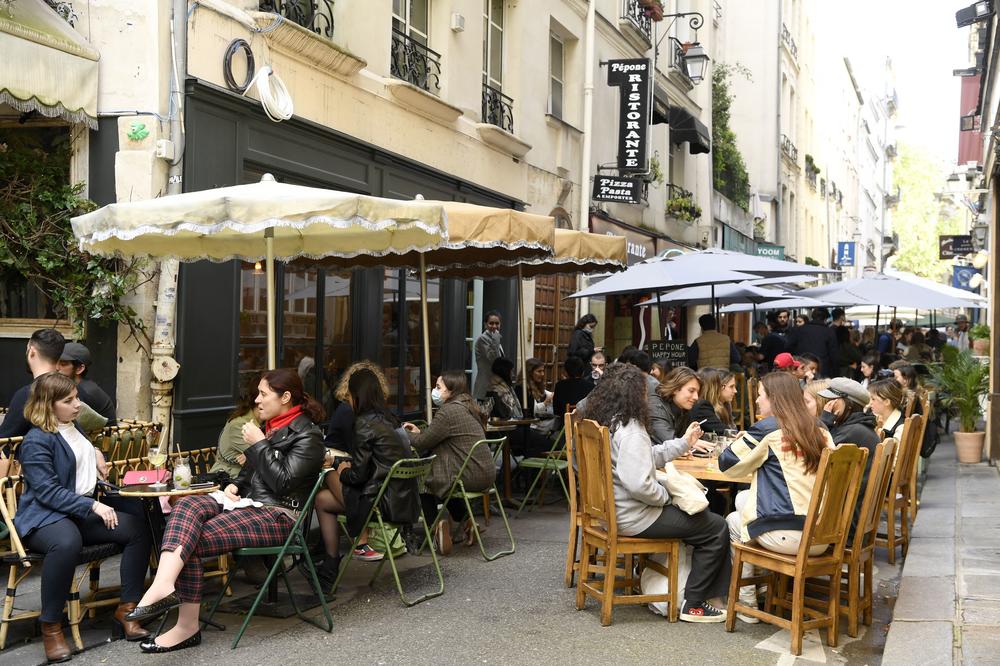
[805,438,898,638]
[725,444,868,656]
[563,410,581,587]
[0,476,124,651]
[876,414,923,564]
[90,422,160,462]
[574,419,682,625]
[907,393,931,525]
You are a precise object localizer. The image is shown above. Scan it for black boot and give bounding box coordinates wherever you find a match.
[316,555,342,593]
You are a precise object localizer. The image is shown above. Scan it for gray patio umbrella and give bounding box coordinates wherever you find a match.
[720,296,832,314]
[795,274,975,309]
[663,248,840,278]
[635,282,788,307]
[567,257,757,299]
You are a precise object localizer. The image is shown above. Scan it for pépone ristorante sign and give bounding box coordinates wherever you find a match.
[606,58,651,174]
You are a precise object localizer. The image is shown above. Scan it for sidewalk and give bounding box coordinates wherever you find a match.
[882,436,1000,665]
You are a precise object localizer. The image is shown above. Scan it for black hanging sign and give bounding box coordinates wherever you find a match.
[607,58,651,173]
[645,340,689,368]
[593,175,643,204]
[939,234,974,259]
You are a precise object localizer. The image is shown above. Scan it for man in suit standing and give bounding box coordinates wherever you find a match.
[473,311,504,400]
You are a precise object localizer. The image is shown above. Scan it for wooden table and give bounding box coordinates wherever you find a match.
[670,455,753,484]
[487,418,539,504]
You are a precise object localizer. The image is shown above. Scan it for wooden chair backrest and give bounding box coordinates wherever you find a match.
[747,376,760,422]
[0,436,24,478]
[852,438,897,550]
[106,446,217,485]
[799,444,868,560]
[90,422,161,461]
[564,411,578,511]
[575,419,617,539]
[733,372,747,430]
[891,414,922,493]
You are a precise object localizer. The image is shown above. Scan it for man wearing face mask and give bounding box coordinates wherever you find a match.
[568,314,601,363]
[473,311,505,400]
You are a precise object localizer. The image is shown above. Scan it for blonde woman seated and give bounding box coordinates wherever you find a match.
[802,379,830,417]
[688,369,737,435]
[583,364,732,623]
[868,378,905,439]
[720,373,834,622]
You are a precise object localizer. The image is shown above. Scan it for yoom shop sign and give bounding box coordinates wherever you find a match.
[607,58,650,174]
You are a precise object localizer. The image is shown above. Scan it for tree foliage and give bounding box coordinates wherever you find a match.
[890,143,964,279]
[0,129,151,346]
[712,63,752,211]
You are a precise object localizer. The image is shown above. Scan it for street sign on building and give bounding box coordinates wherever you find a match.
[606,58,651,174]
[592,175,643,204]
[755,243,785,260]
[837,241,856,266]
[940,234,975,259]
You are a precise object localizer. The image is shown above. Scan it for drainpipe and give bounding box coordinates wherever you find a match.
[149,0,187,446]
[577,0,596,320]
[774,0,783,251]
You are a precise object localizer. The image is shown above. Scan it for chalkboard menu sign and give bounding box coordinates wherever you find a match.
[645,340,688,368]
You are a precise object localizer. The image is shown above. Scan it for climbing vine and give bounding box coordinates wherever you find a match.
[0,129,152,348]
[712,63,752,212]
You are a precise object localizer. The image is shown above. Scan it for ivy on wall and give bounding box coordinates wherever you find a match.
[712,63,752,212]
[0,129,151,347]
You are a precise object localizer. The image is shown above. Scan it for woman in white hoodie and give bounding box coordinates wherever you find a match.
[582,364,732,624]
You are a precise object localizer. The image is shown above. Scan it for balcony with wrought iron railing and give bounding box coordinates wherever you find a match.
[668,37,695,83]
[780,134,799,165]
[482,84,514,133]
[390,29,443,94]
[780,22,798,61]
[621,0,653,45]
[259,0,335,39]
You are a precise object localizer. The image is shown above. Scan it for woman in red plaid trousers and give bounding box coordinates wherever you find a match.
[126,368,325,653]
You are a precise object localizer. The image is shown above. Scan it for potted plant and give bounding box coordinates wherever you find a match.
[931,348,990,463]
[970,323,990,355]
[665,195,702,224]
[639,0,664,21]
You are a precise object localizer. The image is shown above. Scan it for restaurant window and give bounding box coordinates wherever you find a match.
[238,261,268,390]
[321,271,352,413]
[382,269,441,416]
[282,266,319,397]
[549,33,564,119]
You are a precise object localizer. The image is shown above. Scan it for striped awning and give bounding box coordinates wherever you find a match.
[0,0,99,128]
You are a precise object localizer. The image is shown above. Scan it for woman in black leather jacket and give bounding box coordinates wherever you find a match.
[314,368,419,585]
[126,368,325,654]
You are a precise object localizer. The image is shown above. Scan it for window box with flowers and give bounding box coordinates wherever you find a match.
[638,0,664,21]
[665,194,702,223]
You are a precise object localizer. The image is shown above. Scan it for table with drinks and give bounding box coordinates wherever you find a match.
[669,430,753,485]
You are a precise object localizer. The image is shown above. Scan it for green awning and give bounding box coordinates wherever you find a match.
[0,0,99,128]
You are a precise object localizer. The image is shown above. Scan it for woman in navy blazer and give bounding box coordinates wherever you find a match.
[17,372,151,663]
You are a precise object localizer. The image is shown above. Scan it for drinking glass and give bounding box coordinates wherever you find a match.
[146,430,168,489]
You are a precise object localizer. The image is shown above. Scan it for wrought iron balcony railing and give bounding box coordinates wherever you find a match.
[259,0,335,39]
[666,183,694,201]
[780,22,798,61]
[780,134,798,164]
[482,83,514,133]
[390,29,442,94]
[668,37,694,82]
[621,0,653,44]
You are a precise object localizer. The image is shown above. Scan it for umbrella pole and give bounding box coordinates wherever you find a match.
[711,284,717,323]
[420,255,433,423]
[655,289,665,340]
[265,230,276,370]
[875,305,880,332]
[519,265,529,411]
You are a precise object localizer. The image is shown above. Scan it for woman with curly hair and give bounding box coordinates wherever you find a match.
[650,367,709,456]
[325,361,389,452]
[583,364,733,623]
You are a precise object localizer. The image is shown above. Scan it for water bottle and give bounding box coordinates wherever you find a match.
[173,456,192,489]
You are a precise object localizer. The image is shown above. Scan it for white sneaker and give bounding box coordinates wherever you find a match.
[737,592,760,623]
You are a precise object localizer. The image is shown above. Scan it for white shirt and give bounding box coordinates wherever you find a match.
[57,422,97,496]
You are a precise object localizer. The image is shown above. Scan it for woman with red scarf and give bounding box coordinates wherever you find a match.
[125,368,325,654]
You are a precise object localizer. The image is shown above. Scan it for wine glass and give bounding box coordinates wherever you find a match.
[146,430,168,489]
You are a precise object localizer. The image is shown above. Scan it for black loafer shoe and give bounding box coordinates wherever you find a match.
[124,593,180,622]
[139,631,201,654]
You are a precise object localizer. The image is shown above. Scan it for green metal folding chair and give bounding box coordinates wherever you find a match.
[421,437,515,561]
[332,456,444,607]
[203,470,334,649]
[515,425,570,516]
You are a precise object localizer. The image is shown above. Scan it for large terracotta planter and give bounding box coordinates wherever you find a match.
[955,431,986,463]
[973,337,989,355]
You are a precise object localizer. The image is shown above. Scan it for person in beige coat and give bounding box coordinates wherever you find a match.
[403,371,494,553]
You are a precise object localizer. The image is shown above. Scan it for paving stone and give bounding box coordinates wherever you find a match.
[962,598,1000,625]
[961,501,999,518]
[903,538,955,578]
[961,546,1000,572]
[962,625,1000,665]
[961,574,1000,600]
[892,576,956,621]
[961,530,1000,546]
[911,507,957,538]
[881,621,954,666]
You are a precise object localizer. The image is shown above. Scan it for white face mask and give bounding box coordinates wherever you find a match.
[586,325,596,333]
[431,387,444,406]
